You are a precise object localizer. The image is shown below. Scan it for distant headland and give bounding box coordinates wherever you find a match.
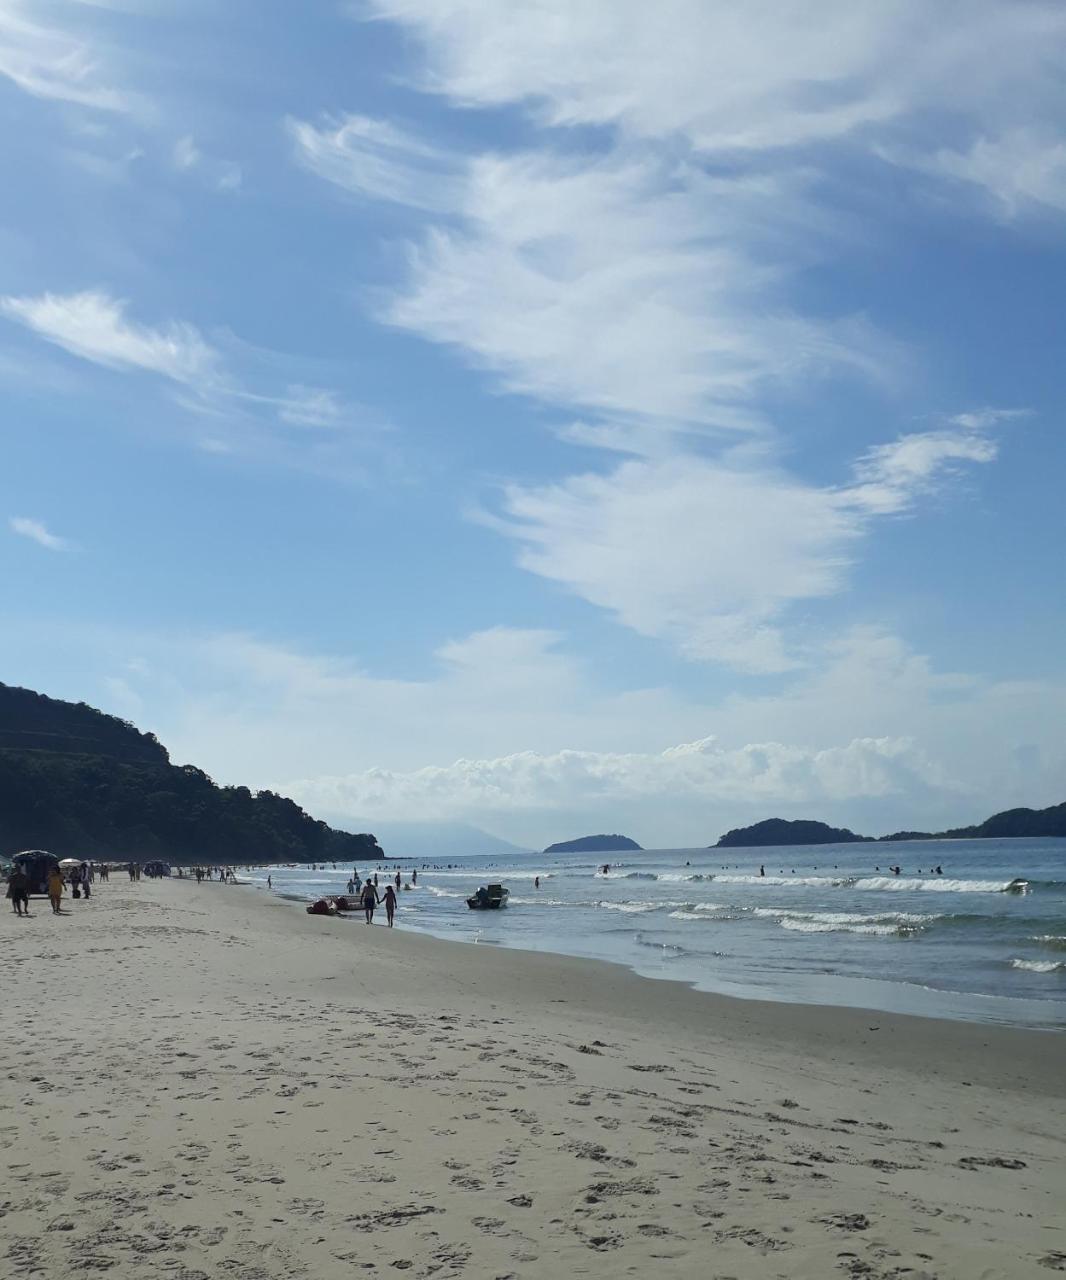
[0,682,382,865]
[544,834,643,854]
[714,803,1066,848]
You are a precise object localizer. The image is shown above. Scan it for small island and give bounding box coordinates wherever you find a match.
[714,818,871,848]
[713,801,1066,847]
[544,834,643,854]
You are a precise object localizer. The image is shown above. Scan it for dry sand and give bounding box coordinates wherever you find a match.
[1,876,1064,1279]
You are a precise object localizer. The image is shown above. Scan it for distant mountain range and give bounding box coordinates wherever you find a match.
[0,682,382,865]
[334,820,531,860]
[715,804,1066,848]
[544,834,642,853]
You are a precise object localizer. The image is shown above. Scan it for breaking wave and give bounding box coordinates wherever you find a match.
[1010,958,1066,974]
[849,876,1029,894]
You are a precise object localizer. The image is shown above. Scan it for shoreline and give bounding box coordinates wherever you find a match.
[249,865,1066,1036]
[3,876,1064,1278]
[244,876,1066,1094]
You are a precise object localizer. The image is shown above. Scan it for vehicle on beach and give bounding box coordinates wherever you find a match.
[467,883,509,910]
[12,849,61,896]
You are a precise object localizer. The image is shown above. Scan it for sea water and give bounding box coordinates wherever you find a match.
[243,839,1066,1029]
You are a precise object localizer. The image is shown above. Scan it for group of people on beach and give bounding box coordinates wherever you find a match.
[342,869,403,926]
[192,866,237,884]
[6,860,111,915]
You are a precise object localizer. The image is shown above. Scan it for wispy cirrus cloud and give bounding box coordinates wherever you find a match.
[291,5,1058,670]
[0,0,135,111]
[292,122,892,434]
[485,414,1007,673]
[0,289,360,447]
[287,114,463,213]
[0,289,220,385]
[9,514,72,550]
[365,1,1066,170]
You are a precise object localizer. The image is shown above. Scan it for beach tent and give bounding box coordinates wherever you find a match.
[13,850,60,895]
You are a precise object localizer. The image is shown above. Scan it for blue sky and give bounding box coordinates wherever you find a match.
[2,0,1065,847]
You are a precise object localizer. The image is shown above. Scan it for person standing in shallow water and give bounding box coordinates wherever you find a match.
[383,883,397,927]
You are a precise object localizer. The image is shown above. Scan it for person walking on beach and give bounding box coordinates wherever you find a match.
[361,879,380,924]
[6,867,30,916]
[383,883,397,927]
[80,863,91,899]
[47,867,65,914]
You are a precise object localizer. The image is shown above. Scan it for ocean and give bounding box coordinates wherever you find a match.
[242,838,1066,1029]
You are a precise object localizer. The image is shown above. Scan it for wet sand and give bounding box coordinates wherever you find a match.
[1,876,1064,1278]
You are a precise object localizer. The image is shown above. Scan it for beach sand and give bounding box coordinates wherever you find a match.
[1,878,1064,1279]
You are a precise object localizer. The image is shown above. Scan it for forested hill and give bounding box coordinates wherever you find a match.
[0,682,382,865]
[715,818,870,848]
[715,804,1066,847]
[544,834,642,853]
[0,681,169,764]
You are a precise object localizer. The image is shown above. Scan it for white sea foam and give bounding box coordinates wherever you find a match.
[668,904,734,921]
[752,908,934,925]
[598,900,662,914]
[507,896,575,906]
[424,885,465,898]
[850,876,1028,894]
[1010,958,1066,973]
[778,918,915,936]
[425,870,551,880]
[713,874,843,887]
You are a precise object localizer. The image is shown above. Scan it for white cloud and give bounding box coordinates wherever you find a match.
[0,0,133,111]
[0,290,360,453]
[288,113,464,212]
[288,734,939,824]
[366,0,1066,158]
[9,515,71,550]
[0,289,219,386]
[920,132,1066,218]
[845,424,999,516]
[172,133,200,170]
[274,385,347,429]
[5,618,1058,844]
[171,133,243,193]
[947,408,1030,431]
[301,137,891,432]
[487,417,1004,671]
[489,456,859,673]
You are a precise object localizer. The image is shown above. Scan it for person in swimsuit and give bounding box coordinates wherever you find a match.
[383,883,397,927]
[361,880,380,924]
